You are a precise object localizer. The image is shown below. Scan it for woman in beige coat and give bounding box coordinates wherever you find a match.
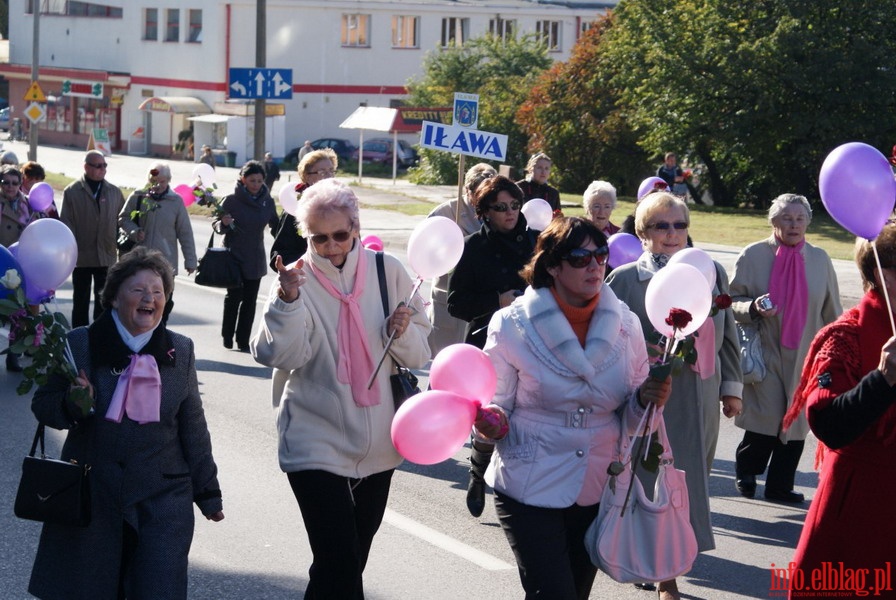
[729,193,841,503]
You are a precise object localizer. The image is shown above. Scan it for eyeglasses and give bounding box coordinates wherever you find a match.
[647,221,688,231]
[308,169,336,177]
[309,230,352,245]
[489,201,522,212]
[561,247,610,268]
[87,162,108,169]
[0,179,21,186]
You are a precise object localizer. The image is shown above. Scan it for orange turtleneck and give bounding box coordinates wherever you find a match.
[550,288,599,347]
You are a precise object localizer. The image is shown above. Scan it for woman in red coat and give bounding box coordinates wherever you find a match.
[785,226,896,599]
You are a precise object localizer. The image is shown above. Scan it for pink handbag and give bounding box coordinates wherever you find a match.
[584,407,698,583]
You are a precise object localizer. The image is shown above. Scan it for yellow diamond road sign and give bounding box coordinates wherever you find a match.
[25,102,46,124]
[24,82,46,103]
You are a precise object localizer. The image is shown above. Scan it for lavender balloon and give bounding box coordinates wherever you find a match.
[607,233,643,268]
[27,182,55,213]
[819,142,896,240]
[637,177,670,201]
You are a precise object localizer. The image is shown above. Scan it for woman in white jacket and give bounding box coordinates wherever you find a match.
[474,217,671,600]
[251,179,431,599]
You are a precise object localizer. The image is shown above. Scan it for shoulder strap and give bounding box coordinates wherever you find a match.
[375,251,388,318]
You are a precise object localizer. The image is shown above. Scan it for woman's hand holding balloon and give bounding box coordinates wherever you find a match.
[275,256,305,302]
[639,375,671,409]
[388,302,412,338]
[474,405,508,440]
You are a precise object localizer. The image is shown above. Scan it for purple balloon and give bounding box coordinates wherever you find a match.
[637,177,670,201]
[819,142,896,240]
[607,233,643,268]
[27,182,55,213]
[24,279,53,304]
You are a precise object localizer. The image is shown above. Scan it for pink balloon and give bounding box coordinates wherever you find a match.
[174,184,196,207]
[391,390,479,465]
[430,344,497,403]
[361,234,384,252]
[607,233,642,268]
[16,219,78,291]
[408,216,464,279]
[668,248,716,290]
[644,263,711,339]
[637,177,670,200]
[27,182,55,213]
[819,142,896,240]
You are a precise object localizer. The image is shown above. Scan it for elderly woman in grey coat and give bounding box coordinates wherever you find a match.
[28,247,223,600]
[729,193,841,504]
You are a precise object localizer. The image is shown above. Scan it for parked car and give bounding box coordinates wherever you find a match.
[284,137,357,165]
[0,108,9,132]
[351,138,419,168]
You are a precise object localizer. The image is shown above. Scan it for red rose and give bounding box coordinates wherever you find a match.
[714,294,732,310]
[665,308,693,330]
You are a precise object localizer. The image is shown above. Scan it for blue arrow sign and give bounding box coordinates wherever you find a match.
[228,68,293,99]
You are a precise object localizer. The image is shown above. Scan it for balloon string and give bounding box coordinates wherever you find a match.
[871,240,896,336]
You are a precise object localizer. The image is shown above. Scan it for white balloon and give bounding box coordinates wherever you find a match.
[192,162,217,188]
[407,216,464,279]
[17,219,78,291]
[520,198,553,231]
[278,184,298,216]
[644,263,711,339]
[668,248,716,291]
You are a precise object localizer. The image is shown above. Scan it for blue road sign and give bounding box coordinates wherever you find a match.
[228,68,293,100]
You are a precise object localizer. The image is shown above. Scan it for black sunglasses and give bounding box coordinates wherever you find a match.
[310,230,352,245]
[489,201,522,212]
[647,221,688,231]
[561,246,609,268]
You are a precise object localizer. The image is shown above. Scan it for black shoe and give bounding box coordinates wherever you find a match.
[466,475,485,517]
[5,353,22,372]
[223,338,233,349]
[633,583,656,592]
[238,345,251,353]
[764,488,805,503]
[735,474,756,498]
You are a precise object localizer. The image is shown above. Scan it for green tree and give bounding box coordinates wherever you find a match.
[405,34,551,184]
[604,0,896,207]
[517,15,651,196]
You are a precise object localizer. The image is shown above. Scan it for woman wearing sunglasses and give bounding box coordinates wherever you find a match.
[473,216,670,599]
[447,175,537,518]
[605,192,743,600]
[216,160,280,352]
[252,179,431,599]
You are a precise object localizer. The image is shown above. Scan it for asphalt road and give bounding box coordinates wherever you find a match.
[0,140,872,599]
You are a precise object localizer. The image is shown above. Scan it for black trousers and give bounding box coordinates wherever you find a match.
[287,469,394,600]
[221,278,261,346]
[735,429,805,491]
[71,266,108,328]
[495,491,600,600]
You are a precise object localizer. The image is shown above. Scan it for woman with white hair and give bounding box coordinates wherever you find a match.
[582,180,620,236]
[729,193,841,504]
[118,161,197,323]
[252,178,431,599]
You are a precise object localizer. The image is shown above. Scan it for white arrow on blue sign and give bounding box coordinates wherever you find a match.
[228,68,293,99]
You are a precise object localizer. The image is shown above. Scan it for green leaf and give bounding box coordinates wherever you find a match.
[16,379,33,395]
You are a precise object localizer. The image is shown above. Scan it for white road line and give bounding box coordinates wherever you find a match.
[383,508,515,571]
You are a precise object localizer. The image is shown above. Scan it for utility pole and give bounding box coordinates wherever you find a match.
[28,3,40,161]
[254,0,266,161]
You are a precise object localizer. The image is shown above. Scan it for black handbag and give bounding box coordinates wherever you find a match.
[375,252,421,409]
[117,206,139,255]
[14,423,91,527]
[195,230,243,288]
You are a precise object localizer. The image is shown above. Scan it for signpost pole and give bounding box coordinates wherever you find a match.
[254,0,266,161]
[28,4,40,161]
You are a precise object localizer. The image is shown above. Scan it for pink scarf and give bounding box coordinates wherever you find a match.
[309,250,380,407]
[105,354,162,424]
[768,238,808,349]
[692,317,715,379]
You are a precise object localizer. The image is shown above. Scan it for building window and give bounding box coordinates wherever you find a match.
[489,17,516,41]
[341,14,370,48]
[144,8,158,41]
[536,20,562,52]
[392,16,419,49]
[187,10,202,43]
[165,9,180,43]
[27,0,122,17]
[441,17,469,48]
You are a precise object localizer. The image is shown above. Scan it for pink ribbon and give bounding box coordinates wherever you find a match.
[691,317,716,380]
[105,354,162,424]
